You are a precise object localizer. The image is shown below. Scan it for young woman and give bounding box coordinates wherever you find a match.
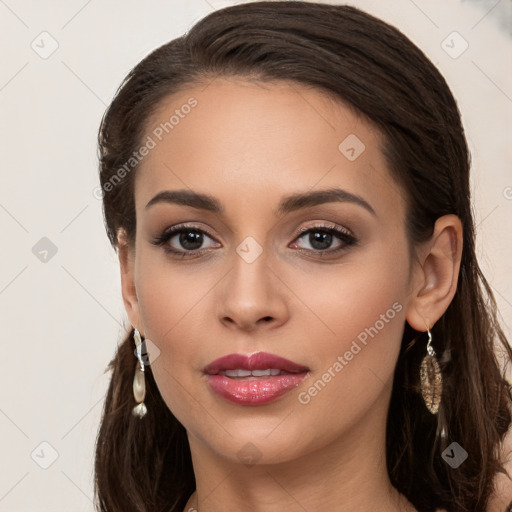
[94,2,512,511]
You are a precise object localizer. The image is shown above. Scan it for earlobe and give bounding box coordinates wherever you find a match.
[406,214,463,330]
[117,228,141,331]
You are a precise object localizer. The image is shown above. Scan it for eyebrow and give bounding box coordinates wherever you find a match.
[145,187,376,216]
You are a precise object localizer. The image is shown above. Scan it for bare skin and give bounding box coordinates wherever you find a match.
[118,78,462,512]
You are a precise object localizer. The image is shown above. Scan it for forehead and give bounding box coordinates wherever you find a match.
[135,77,405,220]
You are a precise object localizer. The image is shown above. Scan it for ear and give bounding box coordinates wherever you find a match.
[117,228,142,334]
[406,214,463,331]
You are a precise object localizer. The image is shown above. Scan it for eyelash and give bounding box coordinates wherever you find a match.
[151,223,358,258]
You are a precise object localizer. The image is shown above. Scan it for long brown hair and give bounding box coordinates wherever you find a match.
[94,3,512,511]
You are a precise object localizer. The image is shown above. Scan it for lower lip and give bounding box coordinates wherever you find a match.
[206,373,308,405]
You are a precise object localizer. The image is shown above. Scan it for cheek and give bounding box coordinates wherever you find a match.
[291,233,408,344]
[133,250,223,417]
[291,247,410,422]
[134,245,217,343]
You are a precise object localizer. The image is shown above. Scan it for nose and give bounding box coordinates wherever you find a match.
[216,250,289,332]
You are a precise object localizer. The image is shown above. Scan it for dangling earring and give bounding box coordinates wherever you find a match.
[419,327,442,414]
[132,328,147,418]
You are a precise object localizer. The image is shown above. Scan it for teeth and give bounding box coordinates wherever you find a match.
[224,369,252,377]
[220,368,283,377]
[253,368,281,377]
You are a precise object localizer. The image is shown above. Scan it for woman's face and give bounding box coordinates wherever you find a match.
[126,78,416,465]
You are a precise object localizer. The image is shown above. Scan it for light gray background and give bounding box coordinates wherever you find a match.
[1,0,511,510]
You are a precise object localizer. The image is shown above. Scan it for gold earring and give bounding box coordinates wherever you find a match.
[132,328,147,418]
[419,327,442,414]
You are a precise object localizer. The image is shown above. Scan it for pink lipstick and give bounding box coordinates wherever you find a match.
[203,352,309,405]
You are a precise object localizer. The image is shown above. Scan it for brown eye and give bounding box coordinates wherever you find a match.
[291,225,357,254]
[175,230,205,251]
[151,225,221,257]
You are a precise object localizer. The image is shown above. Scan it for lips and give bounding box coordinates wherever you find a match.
[203,352,310,405]
[203,352,309,376]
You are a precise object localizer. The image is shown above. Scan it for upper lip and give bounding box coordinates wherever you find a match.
[203,351,309,375]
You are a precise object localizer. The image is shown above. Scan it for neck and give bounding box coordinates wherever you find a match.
[182,387,416,512]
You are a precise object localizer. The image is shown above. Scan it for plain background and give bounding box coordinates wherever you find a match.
[0,0,511,510]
